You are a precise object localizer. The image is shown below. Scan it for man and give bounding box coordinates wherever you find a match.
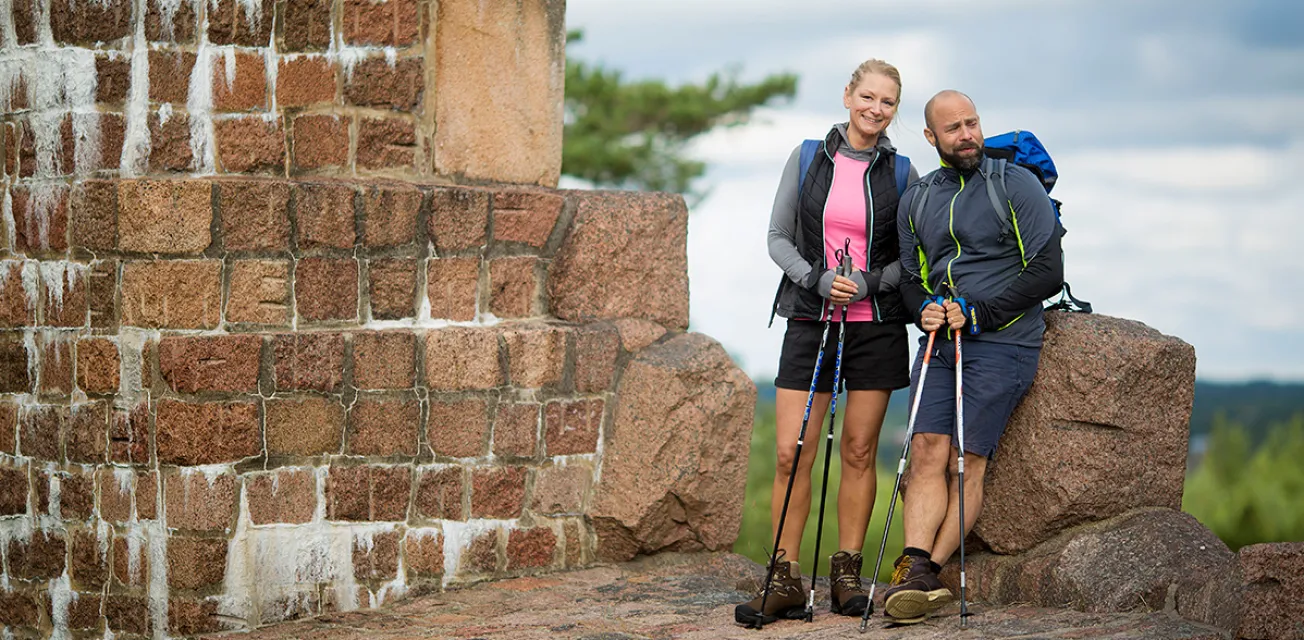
[882,90,1064,624]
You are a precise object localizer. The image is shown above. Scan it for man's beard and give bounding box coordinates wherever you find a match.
[940,143,984,172]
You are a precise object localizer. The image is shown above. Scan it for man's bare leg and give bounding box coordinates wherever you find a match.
[901,432,952,553]
[927,451,988,566]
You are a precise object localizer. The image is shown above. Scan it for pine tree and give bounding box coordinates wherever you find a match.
[562,30,798,201]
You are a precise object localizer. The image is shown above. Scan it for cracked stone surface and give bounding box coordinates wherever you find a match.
[221,552,1227,640]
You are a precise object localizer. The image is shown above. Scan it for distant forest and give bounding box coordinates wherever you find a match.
[753,380,1304,442]
[1187,381,1304,440]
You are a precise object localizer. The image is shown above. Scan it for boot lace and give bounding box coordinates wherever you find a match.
[889,558,913,586]
[835,571,863,592]
[757,569,799,597]
[757,553,799,597]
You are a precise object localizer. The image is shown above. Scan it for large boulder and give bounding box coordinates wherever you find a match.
[547,191,689,331]
[943,508,1242,632]
[1238,542,1304,640]
[975,312,1196,554]
[590,333,755,561]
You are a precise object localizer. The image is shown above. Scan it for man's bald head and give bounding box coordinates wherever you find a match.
[923,90,985,171]
[924,90,976,132]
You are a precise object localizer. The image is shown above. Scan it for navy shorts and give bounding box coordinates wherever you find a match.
[907,335,1040,458]
[775,319,910,393]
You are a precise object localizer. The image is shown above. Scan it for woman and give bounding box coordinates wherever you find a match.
[736,59,916,626]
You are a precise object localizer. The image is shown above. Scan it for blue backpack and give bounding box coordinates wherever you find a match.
[910,130,1091,313]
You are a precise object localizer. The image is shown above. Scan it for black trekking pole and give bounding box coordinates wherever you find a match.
[954,314,971,627]
[804,242,853,622]
[752,278,838,629]
[859,323,940,632]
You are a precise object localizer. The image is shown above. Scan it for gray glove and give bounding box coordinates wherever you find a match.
[816,270,837,298]
[817,269,871,303]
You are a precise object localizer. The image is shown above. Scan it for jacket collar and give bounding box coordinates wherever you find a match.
[935,157,984,182]
[826,123,897,160]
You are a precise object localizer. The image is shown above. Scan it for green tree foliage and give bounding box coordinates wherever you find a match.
[563,30,798,200]
[1184,414,1304,550]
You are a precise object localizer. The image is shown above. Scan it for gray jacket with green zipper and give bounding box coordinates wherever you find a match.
[897,159,1063,346]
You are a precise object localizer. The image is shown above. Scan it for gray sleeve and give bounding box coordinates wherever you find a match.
[877,260,902,292]
[907,162,920,185]
[767,145,817,286]
[1005,166,1057,262]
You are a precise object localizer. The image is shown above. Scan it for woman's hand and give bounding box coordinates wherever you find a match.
[830,275,857,306]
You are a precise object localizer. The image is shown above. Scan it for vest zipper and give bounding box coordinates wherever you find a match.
[865,150,881,322]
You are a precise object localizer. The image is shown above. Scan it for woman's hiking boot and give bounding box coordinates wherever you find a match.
[734,554,806,627]
[882,554,952,623]
[828,551,870,616]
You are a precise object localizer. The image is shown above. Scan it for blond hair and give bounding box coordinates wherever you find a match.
[847,59,902,101]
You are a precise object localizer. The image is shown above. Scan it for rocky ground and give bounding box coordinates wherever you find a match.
[219,552,1229,640]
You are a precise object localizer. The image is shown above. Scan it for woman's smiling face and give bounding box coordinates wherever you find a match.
[843,72,900,148]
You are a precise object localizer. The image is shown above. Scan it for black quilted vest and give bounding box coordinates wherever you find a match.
[772,127,910,324]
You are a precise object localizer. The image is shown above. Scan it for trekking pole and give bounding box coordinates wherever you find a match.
[954,308,971,626]
[805,241,853,622]
[753,279,838,629]
[860,323,940,632]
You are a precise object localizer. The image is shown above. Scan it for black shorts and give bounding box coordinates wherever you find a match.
[774,319,910,393]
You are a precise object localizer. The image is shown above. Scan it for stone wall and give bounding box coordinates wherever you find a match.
[0,1,759,638]
[0,177,763,640]
[0,0,564,187]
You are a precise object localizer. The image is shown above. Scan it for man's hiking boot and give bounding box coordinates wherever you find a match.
[828,551,870,616]
[882,554,952,623]
[734,554,806,627]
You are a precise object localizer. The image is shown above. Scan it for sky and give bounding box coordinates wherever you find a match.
[562,0,1304,383]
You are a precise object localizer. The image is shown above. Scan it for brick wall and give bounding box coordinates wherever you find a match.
[0,175,663,637]
[0,1,760,638]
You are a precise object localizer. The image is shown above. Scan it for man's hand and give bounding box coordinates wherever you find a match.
[944,300,967,330]
[920,302,946,332]
[830,275,857,306]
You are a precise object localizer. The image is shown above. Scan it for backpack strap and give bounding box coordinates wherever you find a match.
[980,156,1016,245]
[767,278,783,328]
[894,154,911,196]
[906,171,939,293]
[797,139,820,200]
[1045,282,1093,313]
[909,172,934,235]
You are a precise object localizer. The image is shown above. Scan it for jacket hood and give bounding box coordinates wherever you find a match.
[830,123,898,162]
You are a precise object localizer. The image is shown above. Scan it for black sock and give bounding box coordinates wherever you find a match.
[903,547,931,560]
[929,561,943,574]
